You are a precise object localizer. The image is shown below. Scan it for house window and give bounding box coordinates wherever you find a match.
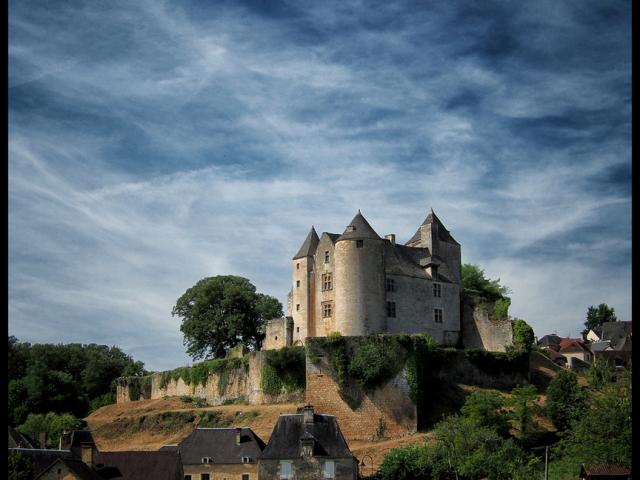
[296,280,300,288]
[242,475,250,480]
[201,474,210,480]
[434,308,443,323]
[323,460,335,479]
[280,460,292,479]
[325,251,330,263]
[433,283,441,298]
[356,240,364,248]
[296,304,300,311]
[322,302,333,318]
[386,278,395,292]
[386,301,396,318]
[297,263,300,270]
[322,273,333,291]
[184,476,192,480]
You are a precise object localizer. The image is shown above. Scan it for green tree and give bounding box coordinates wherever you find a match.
[512,319,535,352]
[18,412,85,449]
[588,359,617,390]
[376,444,430,480]
[546,370,587,432]
[173,276,283,359]
[551,368,631,475]
[461,390,510,437]
[583,303,617,334]
[8,451,34,480]
[508,384,539,436]
[494,297,511,321]
[461,264,510,300]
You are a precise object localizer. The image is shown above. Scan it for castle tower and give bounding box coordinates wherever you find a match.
[334,211,386,335]
[292,226,319,345]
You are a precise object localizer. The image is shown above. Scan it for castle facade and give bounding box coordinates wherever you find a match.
[277,209,462,347]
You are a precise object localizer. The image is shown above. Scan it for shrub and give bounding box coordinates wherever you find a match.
[260,347,306,396]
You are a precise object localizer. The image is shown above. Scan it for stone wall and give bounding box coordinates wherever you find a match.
[461,294,513,352]
[116,351,304,406]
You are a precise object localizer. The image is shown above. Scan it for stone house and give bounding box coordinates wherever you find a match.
[95,451,184,480]
[558,338,593,367]
[259,405,357,480]
[161,427,265,480]
[268,209,462,348]
[34,457,105,480]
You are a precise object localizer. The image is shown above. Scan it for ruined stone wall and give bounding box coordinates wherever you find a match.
[116,351,304,405]
[461,294,513,352]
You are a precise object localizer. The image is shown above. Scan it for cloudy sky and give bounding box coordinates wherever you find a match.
[9,0,631,371]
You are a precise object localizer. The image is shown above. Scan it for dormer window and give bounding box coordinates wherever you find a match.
[201,457,213,464]
[242,456,251,463]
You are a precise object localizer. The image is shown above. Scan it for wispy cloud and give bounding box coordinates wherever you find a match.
[9,0,630,369]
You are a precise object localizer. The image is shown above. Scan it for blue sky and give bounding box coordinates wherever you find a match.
[9,0,631,371]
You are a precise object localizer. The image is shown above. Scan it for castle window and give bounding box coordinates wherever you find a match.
[322,302,333,318]
[433,283,441,297]
[325,251,330,263]
[322,273,333,291]
[434,308,443,323]
[280,460,292,479]
[296,304,300,311]
[386,301,396,318]
[296,280,300,288]
[323,460,335,479]
[275,336,277,341]
[296,263,300,270]
[386,278,395,292]
[356,240,364,248]
[297,327,300,332]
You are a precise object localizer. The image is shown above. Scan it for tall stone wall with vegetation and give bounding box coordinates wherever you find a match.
[305,334,530,438]
[461,293,514,352]
[116,347,306,406]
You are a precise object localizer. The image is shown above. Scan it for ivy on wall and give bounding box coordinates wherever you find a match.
[123,376,153,401]
[157,356,249,396]
[260,346,306,396]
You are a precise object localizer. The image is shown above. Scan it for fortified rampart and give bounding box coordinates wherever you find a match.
[305,336,529,439]
[460,293,514,352]
[116,350,305,406]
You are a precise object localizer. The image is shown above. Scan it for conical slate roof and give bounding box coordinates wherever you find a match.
[292,226,320,260]
[336,210,381,241]
[406,208,459,245]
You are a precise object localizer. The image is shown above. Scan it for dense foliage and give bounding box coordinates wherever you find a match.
[461,263,510,300]
[512,318,535,352]
[582,303,617,334]
[8,336,147,426]
[173,275,283,359]
[546,369,587,431]
[8,451,34,480]
[18,412,85,449]
[260,346,306,396]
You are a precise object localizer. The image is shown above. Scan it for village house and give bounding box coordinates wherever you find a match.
[259,405,357,480]
[161,427,265,480]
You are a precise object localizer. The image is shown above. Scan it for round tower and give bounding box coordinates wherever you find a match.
[334,211,386,335]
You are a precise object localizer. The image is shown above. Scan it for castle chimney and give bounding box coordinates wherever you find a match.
[385,234,396,245]
[235,428,241,446]
[303,405,314,424]
[38,432,46,449]
[81,443,94,467]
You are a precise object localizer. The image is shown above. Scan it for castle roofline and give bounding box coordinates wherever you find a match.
[336,210,381,241]
[292,226,320,259]
[406,208,459,246]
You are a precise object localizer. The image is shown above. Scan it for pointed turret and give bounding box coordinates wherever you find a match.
[292,226,320,260]
[406,208,459,246]
[336,211,381,241]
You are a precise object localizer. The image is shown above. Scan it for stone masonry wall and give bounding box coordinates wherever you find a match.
[461,294,513,352]
[116,351,304,406]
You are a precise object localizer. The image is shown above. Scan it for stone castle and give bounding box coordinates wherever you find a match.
[265,209,464,349]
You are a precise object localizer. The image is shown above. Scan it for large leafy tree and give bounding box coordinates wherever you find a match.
[546,369,587,431]
[583,303,617,334]
[461,390,510,438]
[173,275,283,360]
[512,318,535,352]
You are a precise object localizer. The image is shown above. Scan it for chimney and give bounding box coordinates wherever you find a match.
[81,443,94,467]
[385,234,396,245]
[235,428,241,446]
[303,405,314,424]
[39,432,46,449]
